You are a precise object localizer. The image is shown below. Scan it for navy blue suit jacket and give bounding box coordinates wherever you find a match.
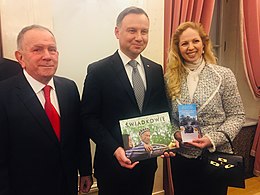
[81,51,169,179]
[0,73,92,195]
[0,58,22,81]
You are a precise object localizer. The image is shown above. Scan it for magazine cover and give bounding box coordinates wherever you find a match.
[178,104,200,142]
[119,112,176,162]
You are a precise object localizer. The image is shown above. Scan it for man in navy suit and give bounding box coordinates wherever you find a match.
[0,57,22,81]
[81,6,169,195]
[0,25,93,195]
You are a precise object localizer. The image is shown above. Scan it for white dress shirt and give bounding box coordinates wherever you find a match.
[118,49,147,89]
[23,70,60,115]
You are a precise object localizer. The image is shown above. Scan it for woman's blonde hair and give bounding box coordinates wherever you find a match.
[164,22,217,100]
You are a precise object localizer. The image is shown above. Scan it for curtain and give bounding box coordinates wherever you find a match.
[241,1,260,174]
[163,1,215,194]
[250,117,260,176]
[241,0,260,98]
[164,0,215,69]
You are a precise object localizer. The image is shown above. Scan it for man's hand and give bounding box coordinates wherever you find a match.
[79,175,93,194]
[161,140,179,158]
[114,147,139,169]
[144,143,153,152]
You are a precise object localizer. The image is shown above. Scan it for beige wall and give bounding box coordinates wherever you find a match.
[0,0,53,58]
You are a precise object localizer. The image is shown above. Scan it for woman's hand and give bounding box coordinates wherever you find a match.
[189,136,212,149]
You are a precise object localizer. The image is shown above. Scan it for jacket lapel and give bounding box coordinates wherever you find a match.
[16,74,60,145]
[110,52,137,107]
[53,77,69,144]
[179,65,222,113]
[193,65,222,112]
[141,56,152,111]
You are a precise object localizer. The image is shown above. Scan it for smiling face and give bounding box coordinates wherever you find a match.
[140,131,151,144]
[115,13,149,59]
[15,28,58,84]
[178,27,204,63]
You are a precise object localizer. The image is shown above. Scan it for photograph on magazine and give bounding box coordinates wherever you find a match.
[119,112,177,162]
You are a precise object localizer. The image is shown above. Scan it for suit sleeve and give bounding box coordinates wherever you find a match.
[0,92,10,194]
[71,82,93,176]
[206,68,245,146]
[80,65,120,157]
[78,126,92,176]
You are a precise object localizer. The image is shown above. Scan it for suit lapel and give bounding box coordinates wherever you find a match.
[110,52,137,106]
[16,74,60,145]
[53,77,64,117]
[53,77,68,144]
[110,52,159,113]
[141,56,152,111]
[178,65,222,113]
[193,65,222,112]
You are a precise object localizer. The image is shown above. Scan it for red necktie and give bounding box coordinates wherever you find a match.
[43,85,60,141]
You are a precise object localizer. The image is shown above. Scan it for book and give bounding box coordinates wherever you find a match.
[119,112,176,162]
[178,104,200,142]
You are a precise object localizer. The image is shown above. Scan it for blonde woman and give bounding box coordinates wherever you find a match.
[165,22,245,195]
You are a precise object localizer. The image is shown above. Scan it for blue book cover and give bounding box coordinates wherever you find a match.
[178,104,200,142]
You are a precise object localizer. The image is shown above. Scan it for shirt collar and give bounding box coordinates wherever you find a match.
[23,69,55,94]
[118,49,142,67]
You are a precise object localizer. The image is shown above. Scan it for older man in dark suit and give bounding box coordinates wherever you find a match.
[0,25,93,195]
[0,57,22,81]
[81,6,170,195]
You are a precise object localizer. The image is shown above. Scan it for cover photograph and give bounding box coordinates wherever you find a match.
[119,112,176,162]
[178,104,200,142]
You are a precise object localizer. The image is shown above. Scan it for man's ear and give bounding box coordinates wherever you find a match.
[15,50,25,68]
[115,26,120,39]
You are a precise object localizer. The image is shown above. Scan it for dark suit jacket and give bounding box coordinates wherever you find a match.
[0,73,92,195]
[81,51,169,180]
[0,58,22,81]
